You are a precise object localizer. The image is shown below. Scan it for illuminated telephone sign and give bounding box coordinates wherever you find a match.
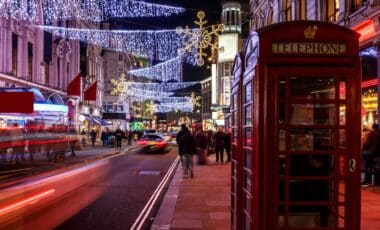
[272,42,347,55]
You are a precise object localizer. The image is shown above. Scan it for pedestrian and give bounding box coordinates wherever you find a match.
[101,130,107,147]
[206,130,215,155]
[176,124,188,167]
[362,123,380,185]
[213,127,225,163]
[180,127,197,178]
[224,128,232,162]
[128,130,132,145]
[114,127,124,149]
[80,129,86,147]
[90,129,96,148]
[195,130,208,165]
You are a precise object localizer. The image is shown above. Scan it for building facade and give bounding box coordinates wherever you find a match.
[0,2,106,133]
[201,77,212,130]
[249,0,380,129]
[213,1,243,128]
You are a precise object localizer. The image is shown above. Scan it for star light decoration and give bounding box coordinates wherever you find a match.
[110,73,128,102]
[176,11,224,66]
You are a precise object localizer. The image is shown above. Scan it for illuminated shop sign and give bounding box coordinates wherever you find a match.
[272,42,347,55]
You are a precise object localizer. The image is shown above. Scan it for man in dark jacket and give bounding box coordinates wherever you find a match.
[195,130,208,165]
[180,128,197,178]
[114,128,124,149]
[213,127,225,163]
[224,128,232,162]
[362,123,380,185]
[176,124,188,166]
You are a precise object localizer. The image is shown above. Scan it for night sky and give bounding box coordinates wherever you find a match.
[108,0,223,82]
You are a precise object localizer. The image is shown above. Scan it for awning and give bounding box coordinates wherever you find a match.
[82,114,97,124]
[93,116,111,126]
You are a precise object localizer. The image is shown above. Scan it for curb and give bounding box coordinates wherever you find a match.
[151,162,183,230]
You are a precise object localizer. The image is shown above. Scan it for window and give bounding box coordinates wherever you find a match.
[45,62,50,84]
[12,34,17,76]
[118,54,123,62]
[327,0,339,22]
[57,58,61,88]
[284,0,292,21]
[299,0,307,20]
[28,42,33,80]
[351,0,365,12]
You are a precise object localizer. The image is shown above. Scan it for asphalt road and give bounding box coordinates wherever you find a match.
[56,146,178,230]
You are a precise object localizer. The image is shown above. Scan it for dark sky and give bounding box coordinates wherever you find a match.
[108,0,223,82]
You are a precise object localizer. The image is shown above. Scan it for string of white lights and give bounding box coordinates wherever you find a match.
[0,0,39,22]
[128,89,174,98]
[127,81,199,92]
[130,95,191,103]
[41,0,185,23]
[102,0,185,19]
[36,25,198,61]
[154,103,193,113]
[127,57,183,82]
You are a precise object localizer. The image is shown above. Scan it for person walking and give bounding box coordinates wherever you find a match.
[114,128,124,149]
[90,129,97,148]
[195,130,208,165]
[206,130,215,155]
[80,129,86,147]
[362,123,380,185]
[224,128,232,162]
[176,124,188,167]
[213,127,225,163]
[180,127,197,178]
[128,130,132,145]
[101,130,107,147]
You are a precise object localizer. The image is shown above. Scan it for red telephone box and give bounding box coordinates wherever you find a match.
[231,21,361,229]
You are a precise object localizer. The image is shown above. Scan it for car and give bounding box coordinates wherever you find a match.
[136,134,168,152]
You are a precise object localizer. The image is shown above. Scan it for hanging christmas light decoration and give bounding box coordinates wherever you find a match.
[36,25,198,61]
[126,81,200,92]
[42,0,184,23]
[42,0,102,23]
[102,0,185,19]
[127,56,183,82]
[154,102,193,113]
[128,89,174,98]
[177,11,224,66]
[130,95,190,103]
[0,0,39,22]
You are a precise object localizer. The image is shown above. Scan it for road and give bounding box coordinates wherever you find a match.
[57,146,178,230]
[0,145,178,229]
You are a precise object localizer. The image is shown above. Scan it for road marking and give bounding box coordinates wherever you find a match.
[138,171,160,175]
[131,156,180,230]
[0,168,32,174]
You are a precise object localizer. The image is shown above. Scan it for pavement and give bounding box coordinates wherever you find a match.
[152,154,231,230]
[152,154,380,230]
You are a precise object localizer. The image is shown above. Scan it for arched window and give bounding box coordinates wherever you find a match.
[284,0,292,21]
